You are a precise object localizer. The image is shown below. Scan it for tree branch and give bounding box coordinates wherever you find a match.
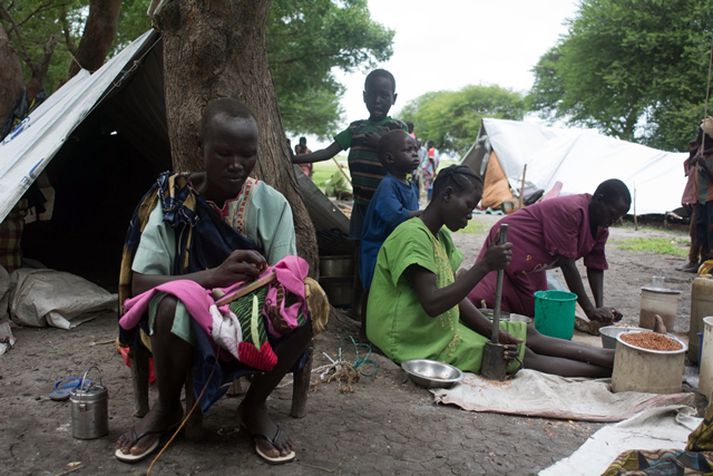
[16,0,58,30]
[37,33,59,75]
[59,6,76,54]
[0,3,34,69]
[67,0,121,77]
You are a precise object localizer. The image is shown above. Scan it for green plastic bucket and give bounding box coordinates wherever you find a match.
[534,290,577,340]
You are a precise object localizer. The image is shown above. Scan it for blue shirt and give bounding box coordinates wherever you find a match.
[359,173,419,288]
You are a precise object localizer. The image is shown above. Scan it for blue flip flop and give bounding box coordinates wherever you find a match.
[49,376,92,401]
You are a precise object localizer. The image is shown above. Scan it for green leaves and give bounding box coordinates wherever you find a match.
[2,0,393,139]
[267,0,393,137]
[401,85,525,155]
[528,0,713,150]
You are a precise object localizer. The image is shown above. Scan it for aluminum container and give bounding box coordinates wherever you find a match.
[611,331,687,394]
[70,368,108,439]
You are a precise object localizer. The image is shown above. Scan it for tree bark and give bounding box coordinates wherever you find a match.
[0,21,23,128]
[153,0,318,269]
[67,0,122,78]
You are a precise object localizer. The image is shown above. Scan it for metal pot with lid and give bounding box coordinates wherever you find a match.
[70,366,108,439]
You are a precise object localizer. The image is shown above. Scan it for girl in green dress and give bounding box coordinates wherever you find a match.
[366,165,614,377]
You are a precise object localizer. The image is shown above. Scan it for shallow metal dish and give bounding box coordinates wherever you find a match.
[599,325,645,349]
[401,359,464,388]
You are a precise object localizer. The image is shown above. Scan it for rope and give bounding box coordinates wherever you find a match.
[145,362,216,476]
[146,308,225,475]
[144,335,374,471]
[347,336,378,376]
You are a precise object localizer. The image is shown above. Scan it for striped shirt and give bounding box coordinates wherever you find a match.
[334,116,407,206]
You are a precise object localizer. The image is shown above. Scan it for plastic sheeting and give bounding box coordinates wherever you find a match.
[540,405,701,476]
[430,369,695,422]
[477,118,688,215]
[0,265,14,355]
[9,268,116,330]
[0,30,158,224]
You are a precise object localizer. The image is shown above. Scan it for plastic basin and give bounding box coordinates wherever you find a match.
[534,290,577,340]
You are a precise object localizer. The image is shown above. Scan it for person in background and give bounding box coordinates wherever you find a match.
[359,130,421,332]
[406,121,416,139]
[367,165,614,378]
[294,136,313,178]
[679,131,702,272]
[468,179,631,324]
[695,118,713,266]
[292,69,407,240]
[292,69,407,316]
[421,140,438,201]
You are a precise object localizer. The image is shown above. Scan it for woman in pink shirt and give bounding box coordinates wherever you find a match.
[468,179,631,324]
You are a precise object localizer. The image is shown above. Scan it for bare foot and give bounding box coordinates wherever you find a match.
[237,401,294,461]
[115,404,183,458]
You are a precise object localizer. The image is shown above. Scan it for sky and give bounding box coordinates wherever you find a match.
[303,0,581,150]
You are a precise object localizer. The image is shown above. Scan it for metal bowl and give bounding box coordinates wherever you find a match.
[401,359,464,388]
[616,330,687,355]
[599,325,645,349]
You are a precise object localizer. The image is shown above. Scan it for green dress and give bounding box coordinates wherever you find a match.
[366,218,526,373]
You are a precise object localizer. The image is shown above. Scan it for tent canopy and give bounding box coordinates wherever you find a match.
[0,30,167,223]
[0,29,348,284]
[462,118,688,215]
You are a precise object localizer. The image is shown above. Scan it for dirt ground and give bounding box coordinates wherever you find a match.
[0,216,703,475]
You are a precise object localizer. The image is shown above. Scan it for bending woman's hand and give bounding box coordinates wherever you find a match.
[586,306,622,324]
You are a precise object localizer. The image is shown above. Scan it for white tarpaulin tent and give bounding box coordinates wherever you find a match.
[462,118,688,215]
[0,28,347,242]
[0,30,157,224]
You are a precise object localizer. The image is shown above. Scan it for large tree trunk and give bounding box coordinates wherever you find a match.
[67,0,122,78]
[0,23,23,131]
[153,0,318,268]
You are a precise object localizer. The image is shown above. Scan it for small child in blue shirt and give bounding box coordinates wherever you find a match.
[360,130,421,289]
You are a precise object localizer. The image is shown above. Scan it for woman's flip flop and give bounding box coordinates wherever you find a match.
[114,428,161,463]
[114,411,184,464]
[251,425,296,464]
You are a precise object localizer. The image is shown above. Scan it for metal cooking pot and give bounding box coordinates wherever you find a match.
[70,366,108,439]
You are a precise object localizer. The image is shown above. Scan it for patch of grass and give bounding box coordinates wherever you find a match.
[311,156,349,191]
[613,237,689,257]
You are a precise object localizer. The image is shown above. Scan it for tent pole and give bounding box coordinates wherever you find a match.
[633,187,638,231]
[332,157,352,185]
[518,164,527,209]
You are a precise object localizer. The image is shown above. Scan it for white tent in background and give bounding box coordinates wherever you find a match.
[462,118,688,215]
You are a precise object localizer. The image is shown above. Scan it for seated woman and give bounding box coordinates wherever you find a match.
[366,165,614,378]
[467,179,631,323]
[115,98,326,465]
